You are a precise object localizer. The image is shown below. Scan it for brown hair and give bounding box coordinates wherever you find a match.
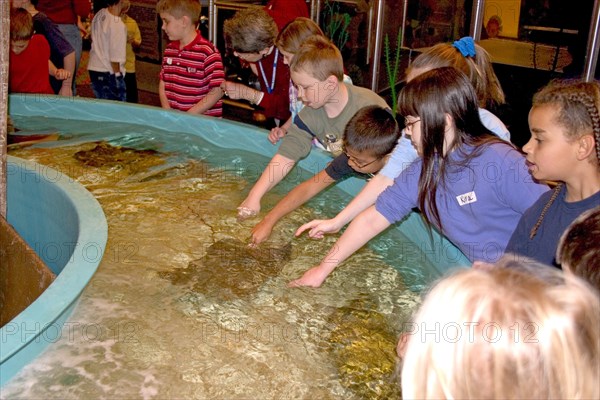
[276,17,324,55]
[156,0,201,25]
[223,6,277,53]
[556,206,600,291]
[10,8,33,41]
[407,42,505,110]
[289,35,343,81]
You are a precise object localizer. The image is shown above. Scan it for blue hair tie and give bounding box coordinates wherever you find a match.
[452,37,476,57]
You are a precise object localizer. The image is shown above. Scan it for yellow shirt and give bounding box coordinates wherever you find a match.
[122,14,141,73]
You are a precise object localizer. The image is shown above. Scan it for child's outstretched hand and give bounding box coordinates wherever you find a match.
[54,69,71,80]
[249,219,274,246]
[288,265,331,288]
[295,218,342,239]
[268,127,286,144]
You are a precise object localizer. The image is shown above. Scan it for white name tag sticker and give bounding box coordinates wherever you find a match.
[456,191,477,206]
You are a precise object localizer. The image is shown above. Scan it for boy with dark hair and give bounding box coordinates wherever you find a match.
[9,7,71,95]
[557,206,600,291]
[250,106,399,245]
[157,0,225,117]
[237,35,388,219]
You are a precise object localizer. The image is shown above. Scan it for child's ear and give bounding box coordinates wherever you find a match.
[576,134,596,160]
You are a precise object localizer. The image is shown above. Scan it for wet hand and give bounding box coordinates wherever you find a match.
[295,219,341,239]
[288,265,330,288]
[249,220,273,246]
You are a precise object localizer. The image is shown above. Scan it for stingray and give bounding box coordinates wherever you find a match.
[159,238,292,300]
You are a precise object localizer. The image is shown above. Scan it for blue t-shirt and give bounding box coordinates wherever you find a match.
[375,142,549,263]
[505,185,600,266]
[379,108,510,179]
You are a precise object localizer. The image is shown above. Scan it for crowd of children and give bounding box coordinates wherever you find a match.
[7,1,600,396]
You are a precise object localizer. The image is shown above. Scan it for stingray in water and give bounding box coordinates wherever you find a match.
[159,238,292,300]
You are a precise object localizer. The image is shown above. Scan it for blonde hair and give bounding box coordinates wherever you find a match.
[407,42,505,110]
[289,35,343,81]
[401,267,600,399]
[156,0,201,25]
[557,206,600,291]
[276,17,324,54]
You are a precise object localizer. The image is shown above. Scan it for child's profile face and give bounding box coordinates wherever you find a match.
[10,39,29,55]
[344,147,386,174]
[160,12,186,42]
[404,116,422,155]
[291,69,334,109]
[524,104,580,182]
[279,48,294,65]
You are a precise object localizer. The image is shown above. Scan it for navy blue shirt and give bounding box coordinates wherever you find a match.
[505,185,600,266]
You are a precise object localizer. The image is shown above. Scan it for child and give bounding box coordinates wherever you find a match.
[87,0,127,101]
[556,206,600,290]
[11,0,75,96]
[268,17,325,144]
[268,17,354,145]
[157,0,224,116]
[121,0,142,103]
[291,67,548,287]
[400,266,600,399]
[505,80,600,266]
[221,7,290,124]
[250,106,399,246]
[296,37,511,241]
[9,7,71,95]
[158,0,224,117]
[237,35,388,219]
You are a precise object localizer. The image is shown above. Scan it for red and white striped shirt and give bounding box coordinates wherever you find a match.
[159,32,225,117]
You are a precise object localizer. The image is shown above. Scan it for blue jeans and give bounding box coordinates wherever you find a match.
[57,24,83,95]
[90,71,126,101]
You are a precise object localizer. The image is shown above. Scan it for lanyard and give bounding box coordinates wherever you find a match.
[258,47,278,94]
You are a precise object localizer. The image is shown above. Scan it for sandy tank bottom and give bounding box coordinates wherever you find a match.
[2,138,420,399]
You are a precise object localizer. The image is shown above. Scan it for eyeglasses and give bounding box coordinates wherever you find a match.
[404,118,420,130]
[233,51,261,62]
[343,148,380,169]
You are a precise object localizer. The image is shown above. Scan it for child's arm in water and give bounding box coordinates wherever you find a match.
[290,205,391,287]
[250,168,336,246]
[238,153,298,219]
[296,173,393,239]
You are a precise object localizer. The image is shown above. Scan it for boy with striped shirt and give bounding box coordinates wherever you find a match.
[157,0,224,117]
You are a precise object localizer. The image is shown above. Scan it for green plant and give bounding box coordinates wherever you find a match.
[384,28,403,117]
[323,0,350,51]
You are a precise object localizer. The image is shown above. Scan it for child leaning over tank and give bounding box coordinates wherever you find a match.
[291,67,548,287]
[236,35,388,220]
[249,105,399,246]
[296,37,511,243]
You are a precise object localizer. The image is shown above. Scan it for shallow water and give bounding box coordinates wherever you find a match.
[2,117,425,399]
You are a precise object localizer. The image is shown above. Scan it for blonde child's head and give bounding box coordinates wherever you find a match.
[223,6,278,54]
[406,37,505,110]
[289,35,343,82]
[401,266,600,399]
[157,0,201,26]
[557,206,600,291]
[276,17,324,64]
[121,0,130,15]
